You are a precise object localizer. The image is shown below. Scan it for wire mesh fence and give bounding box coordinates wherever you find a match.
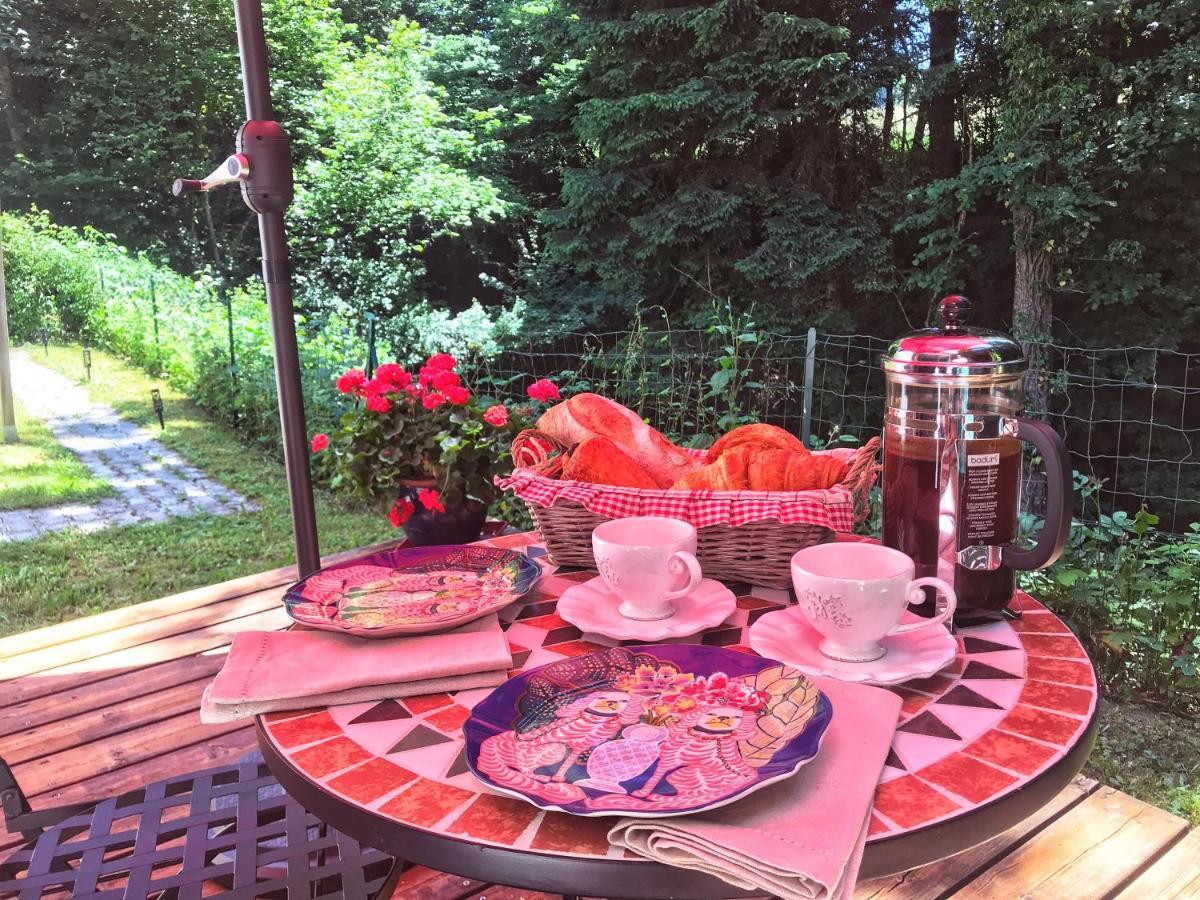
[482,328,1200,535]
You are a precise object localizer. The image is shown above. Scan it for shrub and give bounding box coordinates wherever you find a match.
[1024,476,1200,710]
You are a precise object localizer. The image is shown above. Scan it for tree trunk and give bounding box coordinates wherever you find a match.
[1012,204,1053,419]
[0,49,25,154]
[882,82,894,153]
[928,5,960,178]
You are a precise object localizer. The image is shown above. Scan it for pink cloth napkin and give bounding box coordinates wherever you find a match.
[608,677,901,900]
[200,615,512,723]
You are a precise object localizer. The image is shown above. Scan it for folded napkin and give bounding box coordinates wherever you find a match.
[608,677,901,900]
[200,615,512,723]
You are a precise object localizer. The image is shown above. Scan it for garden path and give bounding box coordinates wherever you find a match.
[0,350,254,542]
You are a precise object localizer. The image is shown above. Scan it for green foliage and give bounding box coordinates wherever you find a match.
[290,20,509,319]
[1025,475,1200,710]
[540,0,902,326]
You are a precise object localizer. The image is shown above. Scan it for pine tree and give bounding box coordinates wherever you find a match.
[542,0,908,325]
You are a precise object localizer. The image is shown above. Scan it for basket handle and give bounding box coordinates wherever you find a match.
[840,436,881,524]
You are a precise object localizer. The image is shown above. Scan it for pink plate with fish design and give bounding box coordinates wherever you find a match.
[464,644,832,817]
[284,545,540,637]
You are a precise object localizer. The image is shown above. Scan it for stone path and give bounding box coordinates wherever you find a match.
[0,351,255,543]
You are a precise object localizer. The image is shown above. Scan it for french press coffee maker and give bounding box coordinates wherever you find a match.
[881,296,1072,623]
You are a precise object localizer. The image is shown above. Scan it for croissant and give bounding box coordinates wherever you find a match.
[708,424,807,461]
[746,450,849,491]
[537,394,701,488]
[671,444,756,490]
[561,436,659,489]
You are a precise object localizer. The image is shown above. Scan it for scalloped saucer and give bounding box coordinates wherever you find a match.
[557,576,736,641]
[748,607,957,687]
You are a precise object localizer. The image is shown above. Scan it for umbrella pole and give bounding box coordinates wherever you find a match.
[233,0,320,575]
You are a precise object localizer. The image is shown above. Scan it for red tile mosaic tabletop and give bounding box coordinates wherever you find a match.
[260,533,1097,862]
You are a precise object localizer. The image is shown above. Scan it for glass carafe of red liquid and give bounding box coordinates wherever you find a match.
[881,296,1073,623]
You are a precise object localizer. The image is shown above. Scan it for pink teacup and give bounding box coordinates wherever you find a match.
[592,517,702,620]
[790,543,956,663]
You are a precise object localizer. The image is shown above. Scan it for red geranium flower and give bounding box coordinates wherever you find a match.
[388,498,415,528]
[310,433,329,453]
[417,488,445,514]
[445,385,470,405]
[365,392,391,413]
[374,363,412,389]
[483,404,508,427]
[527,378,561,402]
[422,392,447,410]
[431,369,461,392]
[426,353,457,371]
[336,368,367,395]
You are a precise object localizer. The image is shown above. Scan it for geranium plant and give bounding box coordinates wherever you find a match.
[312,353,559,530]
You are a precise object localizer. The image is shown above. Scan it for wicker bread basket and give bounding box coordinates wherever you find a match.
[500,436,880,590]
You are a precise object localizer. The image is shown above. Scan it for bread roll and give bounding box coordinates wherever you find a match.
[561,436,659,489]
[537,394,701,488]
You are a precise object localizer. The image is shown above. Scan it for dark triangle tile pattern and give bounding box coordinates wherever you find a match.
[387,724,451,755]
[896,711,962,741]
[962,660,1023,680]
[445,748,472,779]
[936,685,1003,709]
[349,699,411,724]
[962,636,1021,654]
[884,748,906,771]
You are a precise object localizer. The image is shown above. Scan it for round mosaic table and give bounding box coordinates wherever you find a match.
[257,532,1098,899]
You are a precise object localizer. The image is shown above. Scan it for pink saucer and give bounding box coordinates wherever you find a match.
[748,607,957,686]
[557,576,736,641]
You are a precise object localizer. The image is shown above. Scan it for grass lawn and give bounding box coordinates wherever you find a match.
[0,344,394,636]
[1087,697,1200,825]
[0,396,113,511]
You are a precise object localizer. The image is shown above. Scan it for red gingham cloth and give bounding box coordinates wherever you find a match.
[495,448,859,531]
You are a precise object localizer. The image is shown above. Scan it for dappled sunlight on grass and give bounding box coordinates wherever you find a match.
[0,397,113,511]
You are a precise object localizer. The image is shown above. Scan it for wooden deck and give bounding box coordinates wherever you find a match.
[2,547,1197,899]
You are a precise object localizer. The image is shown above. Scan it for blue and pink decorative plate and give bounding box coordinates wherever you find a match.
[284,545,540,637]
[464,644,833,817]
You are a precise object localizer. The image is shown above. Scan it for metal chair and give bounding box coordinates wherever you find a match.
[0,755,400,898]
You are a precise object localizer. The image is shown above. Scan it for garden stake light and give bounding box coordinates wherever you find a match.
[151,388,165,429]
[172,0,320,575]
[82,347,91,383]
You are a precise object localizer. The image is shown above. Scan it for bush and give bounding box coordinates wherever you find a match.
[1,209,375,452]
[1024,477,1200,711]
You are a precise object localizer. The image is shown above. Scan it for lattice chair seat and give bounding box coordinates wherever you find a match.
[0,759,399,899]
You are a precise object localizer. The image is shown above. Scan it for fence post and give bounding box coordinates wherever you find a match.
[365,312,378,378]
[800,326,817,446]
[149,272,161,370]
[0,213,16,443]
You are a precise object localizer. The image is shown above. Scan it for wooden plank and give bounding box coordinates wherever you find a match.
[461,887,558,900]
[1,675,213,765]
[951,786,1189,899]
[0,726,259,853]
[0,538,402,660]
[0,651,225,738]
[0,584,285,681]
[1,605,289,707]
[856,776,1098,899]
[1113,829,1200,900]
[11,706,250,798]
[391,865,488,899]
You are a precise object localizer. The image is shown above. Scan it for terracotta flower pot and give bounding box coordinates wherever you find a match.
[400,484,488,546]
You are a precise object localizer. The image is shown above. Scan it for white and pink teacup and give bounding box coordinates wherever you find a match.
[592,517,702,621]
[790,543,956,663]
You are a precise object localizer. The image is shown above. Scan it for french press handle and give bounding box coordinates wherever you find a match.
[1002,419,1072,571]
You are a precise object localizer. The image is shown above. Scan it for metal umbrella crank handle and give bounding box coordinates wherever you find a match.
[172,154,251,196]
